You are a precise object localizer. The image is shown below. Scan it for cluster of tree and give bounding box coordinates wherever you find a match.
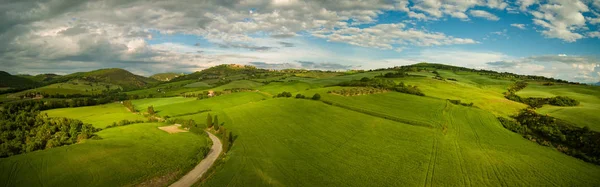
[543,82,554,86]
[505,93,579,108]
[106,119,145,129]
[447,99,474,107]
[123,100,136,112]
[499,109,600,165]
[0,102,99,157]
[336,77,425,96]
[219,127,234,153]
[376,71,409,78]
[167,118,198,129]
[447,78,458,81]
[275,91,293,98]
[147,106,155,115]
[204,113,235,153]
[328,87,387,96]
[503,81,579,108]
[432,70,444,80]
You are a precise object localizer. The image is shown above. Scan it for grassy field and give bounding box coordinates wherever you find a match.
[0,123,210,187]
[43,103,146,128]
[517,82,600,131]
[136,92,269,117]
[197,98,600,186]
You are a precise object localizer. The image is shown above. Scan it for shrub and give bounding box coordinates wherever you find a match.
[312,93,321,100]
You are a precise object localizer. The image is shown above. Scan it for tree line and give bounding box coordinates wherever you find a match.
[499,109,600,165]
[504,81,579,108]
[328,87,387,96]
[0,101,99,157]
[336,77,425,96]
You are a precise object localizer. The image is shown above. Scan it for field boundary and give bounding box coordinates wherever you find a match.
[320,99,433,128]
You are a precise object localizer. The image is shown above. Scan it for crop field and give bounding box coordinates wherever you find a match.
[198,98,600,186]
[517,82,600,131]
[0,123,210,187]
[43,103,146,128]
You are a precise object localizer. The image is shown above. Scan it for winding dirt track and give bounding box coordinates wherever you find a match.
[170,131,222,187]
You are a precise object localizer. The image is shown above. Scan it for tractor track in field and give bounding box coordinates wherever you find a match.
[170,131,222,187]
[423,135,439,187]
[471,114,507,187]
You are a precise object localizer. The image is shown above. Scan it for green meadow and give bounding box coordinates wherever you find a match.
[43,103,146,128]
[0,123,210,187]
[2,64,600,187]
[517,82,600,131]
[198,98,600,186]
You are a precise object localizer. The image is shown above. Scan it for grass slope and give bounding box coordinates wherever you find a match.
[198,98,600,186]
[0,71,39,88]
[517,82,600,131]
[151,73,182,81]
[10,79,121,97]
[43,103,146,128]
[0,123,209,187]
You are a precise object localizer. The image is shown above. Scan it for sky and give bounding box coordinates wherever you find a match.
[0,0,599,83]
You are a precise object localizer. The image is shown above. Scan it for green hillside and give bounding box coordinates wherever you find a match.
[1,63,599,187]
[0,71,39,89]
[151,73,182,81]
[54,68,158,90]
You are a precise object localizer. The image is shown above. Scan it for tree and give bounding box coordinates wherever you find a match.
[206,113,213,128]
[295,94,305,99]
[147,105,155,115]
[213,115,219,131]
[312,93,321,100]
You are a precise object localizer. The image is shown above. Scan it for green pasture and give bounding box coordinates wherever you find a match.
[517,82,600,131]
[0,123,210,187]
[198,98,600,186]
[43,103,146,128]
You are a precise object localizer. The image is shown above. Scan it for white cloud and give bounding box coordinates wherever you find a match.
[316,23,478,51]
[510,23,527,29]
[588,31,600,38]
[469,10,500,21]
[528,0,590,42]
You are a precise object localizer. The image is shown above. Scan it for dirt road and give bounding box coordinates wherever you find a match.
[169,131,222,187]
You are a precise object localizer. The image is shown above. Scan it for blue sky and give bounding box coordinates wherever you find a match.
[1,0,599,82]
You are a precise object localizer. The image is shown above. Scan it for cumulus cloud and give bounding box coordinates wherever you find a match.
[526,0,591,42]
[248,61,352,70]
[510,23,527,29]
[315,23,478,51]
[486,54,600,82]
[469,10,500,21]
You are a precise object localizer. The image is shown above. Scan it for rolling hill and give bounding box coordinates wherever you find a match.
[52,68,158,90]
[150,73,182,81]
[1,63,599,186]
[0,71,40,89]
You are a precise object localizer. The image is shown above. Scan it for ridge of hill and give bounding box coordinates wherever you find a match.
[0,71,40,89]
[171,64,268,81]
[52,68,158,90]
[150,73,182,81]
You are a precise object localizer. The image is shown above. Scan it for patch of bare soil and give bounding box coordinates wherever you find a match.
[159,124,187,134]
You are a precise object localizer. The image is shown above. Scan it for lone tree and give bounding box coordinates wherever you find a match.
[311,93,321,100]
[206,113,213,128]
[213,115,219,131]
[147,106,155,115]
